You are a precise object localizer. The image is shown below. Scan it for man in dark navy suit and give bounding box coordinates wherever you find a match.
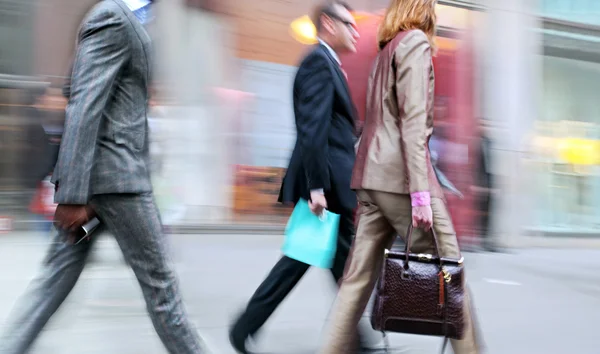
[228,1,370,353]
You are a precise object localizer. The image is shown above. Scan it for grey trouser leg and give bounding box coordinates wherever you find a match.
[0,227,97,353]
[92,193,207,354]
[1,193,207,354]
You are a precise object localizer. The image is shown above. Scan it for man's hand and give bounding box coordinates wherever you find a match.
[309,191,328,216]
[54,204,95,232]
[412,205,433,230]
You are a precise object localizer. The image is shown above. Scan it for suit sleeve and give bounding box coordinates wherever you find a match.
[394,31,432,206]
[54,9,129,205]
[295,55,334,192]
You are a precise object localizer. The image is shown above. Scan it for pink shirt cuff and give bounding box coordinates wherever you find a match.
[410,191,431,207]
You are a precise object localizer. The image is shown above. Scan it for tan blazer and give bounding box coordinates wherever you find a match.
[351,29,443,199]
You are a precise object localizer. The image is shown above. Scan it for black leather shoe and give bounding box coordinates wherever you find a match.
[229,326,253,354]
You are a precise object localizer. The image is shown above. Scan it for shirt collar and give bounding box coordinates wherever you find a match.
[122,0,150,11]
[318,38,340,65]
[122,0,153,24]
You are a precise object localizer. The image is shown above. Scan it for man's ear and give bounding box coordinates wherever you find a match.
[321,14,335,35]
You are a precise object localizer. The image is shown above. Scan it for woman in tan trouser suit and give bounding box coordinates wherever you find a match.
[319,0,483,353]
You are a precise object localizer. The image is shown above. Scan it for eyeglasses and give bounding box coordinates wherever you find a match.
[325,12,358,34]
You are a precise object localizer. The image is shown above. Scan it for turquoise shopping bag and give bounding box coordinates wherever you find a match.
[281,199,340,269]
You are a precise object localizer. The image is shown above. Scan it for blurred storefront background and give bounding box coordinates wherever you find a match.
[530,0,600,236]
[1,0,600,247]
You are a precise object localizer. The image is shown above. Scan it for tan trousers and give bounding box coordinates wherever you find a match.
[319,190,482,354]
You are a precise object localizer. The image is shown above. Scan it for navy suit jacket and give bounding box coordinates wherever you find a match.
[278,44,358,214]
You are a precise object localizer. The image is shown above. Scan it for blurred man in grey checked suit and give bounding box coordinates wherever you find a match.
[0,1,210,353]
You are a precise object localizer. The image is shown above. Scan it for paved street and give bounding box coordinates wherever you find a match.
[0,232,599,353]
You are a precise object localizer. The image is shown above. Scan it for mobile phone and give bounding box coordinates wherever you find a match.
[74,217,101,245]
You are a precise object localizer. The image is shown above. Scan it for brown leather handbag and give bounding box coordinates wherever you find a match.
[371,223,465,352]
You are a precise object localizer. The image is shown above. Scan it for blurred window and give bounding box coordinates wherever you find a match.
[542,0,600,26]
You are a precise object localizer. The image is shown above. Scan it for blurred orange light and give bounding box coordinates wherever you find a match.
[289,12,373,45]
[289,15,318,45]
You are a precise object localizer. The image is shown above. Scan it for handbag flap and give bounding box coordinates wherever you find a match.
[384,250,464,266]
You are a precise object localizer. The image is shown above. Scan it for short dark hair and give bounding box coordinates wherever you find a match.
[311,1,353,32]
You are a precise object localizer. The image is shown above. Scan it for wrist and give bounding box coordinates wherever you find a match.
[311,189,325,195]
[410,191,431,207]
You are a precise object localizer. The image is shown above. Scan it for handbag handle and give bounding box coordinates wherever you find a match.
[403,222,444,269]
[404,223,453,353]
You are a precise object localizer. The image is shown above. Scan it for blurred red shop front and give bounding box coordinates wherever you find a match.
[339,11,480,247]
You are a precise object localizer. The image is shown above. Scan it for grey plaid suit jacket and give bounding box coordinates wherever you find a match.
[52,0,153,204]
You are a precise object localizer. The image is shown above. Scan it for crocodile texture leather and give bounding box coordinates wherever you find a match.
[371,224,465,340]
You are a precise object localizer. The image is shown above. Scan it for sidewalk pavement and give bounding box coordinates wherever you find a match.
[0,233,599,353]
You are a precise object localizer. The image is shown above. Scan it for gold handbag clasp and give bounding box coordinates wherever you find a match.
[442,268,451,283]
[417,253,433,261]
